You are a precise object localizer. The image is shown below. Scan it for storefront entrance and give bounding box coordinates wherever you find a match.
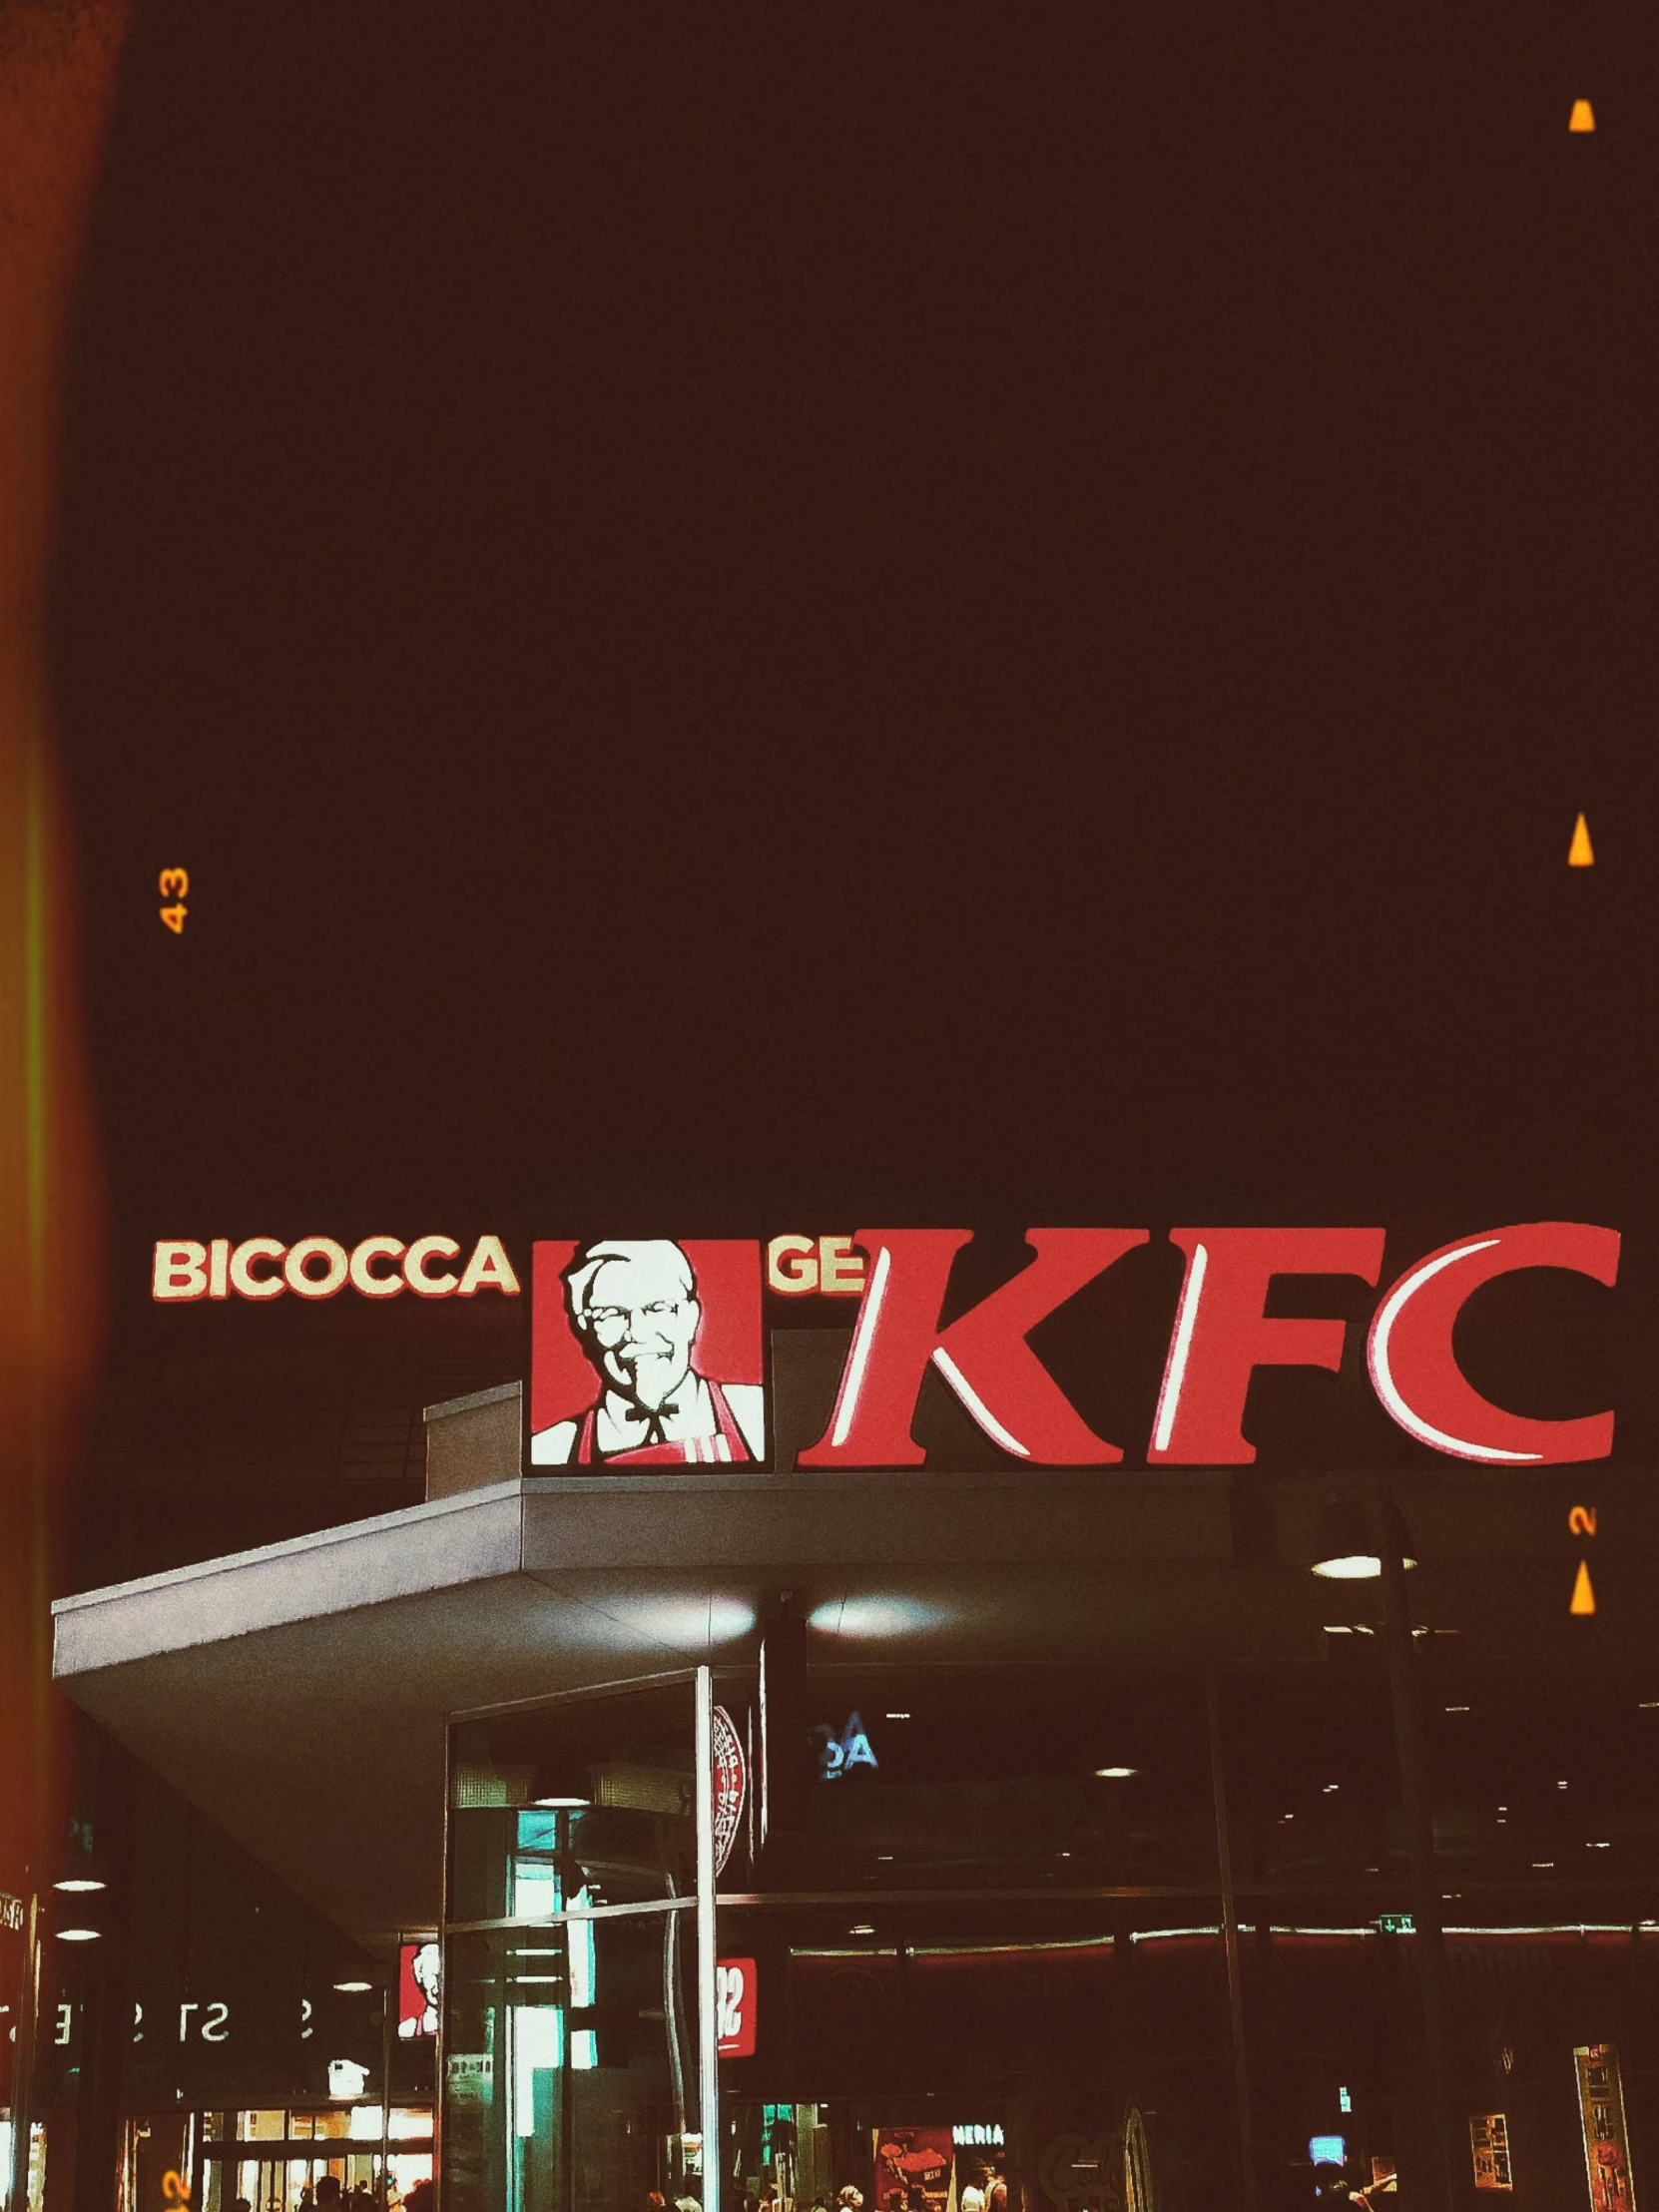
[122,2107,434,2212]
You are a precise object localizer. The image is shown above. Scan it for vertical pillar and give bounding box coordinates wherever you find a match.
[695,1667,721,2212]
[378,1953,395,2208]
[1372,1484,1456,2212]
[9,1893,39,2212]
[1205,1674,1256,2212]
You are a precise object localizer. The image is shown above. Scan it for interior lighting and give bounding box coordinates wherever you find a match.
[1444,1705,1469,1713]
[53,1879,106,1894]
[56,1929,102,1942]
[1309,1497,1417,1580]
[1531,1862,1555,1870]
[530,1755,593,1810]
[884,1712,911,1720]
[1558,1781,1569,1790]
[1094,1766,1137,1779]
[1590,1842,1611,1850]
[332,1979,373,1993]
[1323,1784,1340,1794]
[848,1925,874,1936]
[1640,1702,1659,1710]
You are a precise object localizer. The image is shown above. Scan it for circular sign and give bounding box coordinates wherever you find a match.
[712,1705,747,1875]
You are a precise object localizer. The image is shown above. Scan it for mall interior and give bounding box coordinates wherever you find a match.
[3,1271,1656,2212]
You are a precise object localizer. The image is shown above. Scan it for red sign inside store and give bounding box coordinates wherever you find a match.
[716,1958,756,2058]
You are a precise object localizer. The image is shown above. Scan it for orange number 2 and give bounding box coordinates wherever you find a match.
[1568,1505,1597,1536]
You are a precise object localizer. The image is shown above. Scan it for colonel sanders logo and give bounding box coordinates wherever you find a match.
[529,1238,766,1466]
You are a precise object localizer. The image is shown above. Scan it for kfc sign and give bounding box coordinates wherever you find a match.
[153,1234,519,1302]
[531,1225,1620,1469]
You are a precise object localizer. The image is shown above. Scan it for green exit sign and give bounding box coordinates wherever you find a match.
[1378,1913,1415,1935]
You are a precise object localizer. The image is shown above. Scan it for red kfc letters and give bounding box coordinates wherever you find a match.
[1368,1222,1619,1463]
[1147,1227,1387,1464]
[798,1228,1149,1466]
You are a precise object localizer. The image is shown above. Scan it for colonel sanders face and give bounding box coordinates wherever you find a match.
[411,1942,441,2006]
[575,1248,702,1414]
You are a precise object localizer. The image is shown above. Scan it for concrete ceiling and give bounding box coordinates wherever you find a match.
[55,1466,1659,1946]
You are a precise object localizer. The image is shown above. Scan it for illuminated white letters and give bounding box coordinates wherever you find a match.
[229,1238,286,1300]
[404,1235,461,1296]
[284,1237,349,1299]
[152,1243,208,1300]
[154,1236,521,1303]
[349,1237,406,1297]
[457,1234,520,1298]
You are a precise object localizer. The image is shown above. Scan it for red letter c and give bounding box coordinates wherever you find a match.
[1367,1222,1619,1464]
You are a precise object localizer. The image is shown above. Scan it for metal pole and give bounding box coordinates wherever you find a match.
[9,1894,39,2212]
[1205,1674,1256,2212]
[695,1668,721,2212]
[1372,1483,1457,2212]
[378,1952,395,2209]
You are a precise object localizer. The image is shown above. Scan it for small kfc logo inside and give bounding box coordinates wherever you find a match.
[530,1238,765,1467]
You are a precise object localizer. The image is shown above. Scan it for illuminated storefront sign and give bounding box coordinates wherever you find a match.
[154,1221,1623,1466]
[398,1941,440,2039]
[813,1712,877,1781]
[715,1958,756,2058]
[1470,2113,1513,2191]
[526,1223,1621,1469]
[153,1235,519,1302]
[712,1706,747,1875]
[875,2127,953,2212]
[0,1894,22,1934]
[1574,2044,1637,2212]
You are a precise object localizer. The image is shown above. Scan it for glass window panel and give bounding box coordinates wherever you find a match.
[450,1682,697,1924]
[442,1916,703,2212]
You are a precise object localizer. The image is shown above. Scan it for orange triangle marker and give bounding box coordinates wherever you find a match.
[1568,813,1595,866]
[1571,1559,1596,1615]
[1570,99,1596,133]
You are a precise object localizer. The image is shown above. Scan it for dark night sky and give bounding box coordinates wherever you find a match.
[46,0,1659,1283]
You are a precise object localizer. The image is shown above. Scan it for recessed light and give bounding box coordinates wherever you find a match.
[1323,1784,1340,1794]
[1558,1781,1569,1790]
[1531,1862,1555,1870]
[849,1925,874,1936]
[1094,1766,1137,1780]
[56,1929,101,1942]
[1444,1705,1469,1714]
[884,1713,911,1721]
[54,1879,106,1895]
[332,1979,373,1993]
